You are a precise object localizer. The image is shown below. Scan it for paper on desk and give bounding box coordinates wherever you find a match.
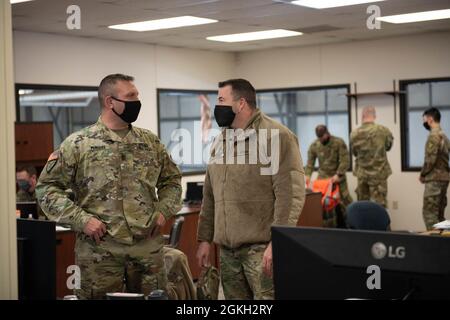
[433,220,450,230]
[56,225,71,232]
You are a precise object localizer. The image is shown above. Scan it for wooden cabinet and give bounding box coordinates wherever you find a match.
[15,122,54,168]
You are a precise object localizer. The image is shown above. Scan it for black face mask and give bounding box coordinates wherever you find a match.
[111,96,141,124]
[214,105,236,127]
[17,180,31,192]
[423,122,431,131]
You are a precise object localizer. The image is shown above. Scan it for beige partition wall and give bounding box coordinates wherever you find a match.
[0,0,18,300]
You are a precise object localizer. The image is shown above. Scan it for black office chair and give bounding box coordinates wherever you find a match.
[346,201,391,231]
[163,216,185,248]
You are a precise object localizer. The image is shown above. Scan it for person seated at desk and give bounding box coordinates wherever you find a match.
[16,165,45,219]
[16,165,38,202]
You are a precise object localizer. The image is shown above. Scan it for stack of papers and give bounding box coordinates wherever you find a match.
[433,220,450,230]
[56,225,71,232]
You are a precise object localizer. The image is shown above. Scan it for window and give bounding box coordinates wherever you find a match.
[16,84,100,148]
[158,89,219,174]
[400,78,450,170]
[256,85,351,166]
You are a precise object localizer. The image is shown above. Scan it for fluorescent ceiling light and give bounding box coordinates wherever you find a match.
[377,9,450,24]
[207,29,302,43]
[10,0,34,3]
[291,0,385,9]
[108,16,217,32]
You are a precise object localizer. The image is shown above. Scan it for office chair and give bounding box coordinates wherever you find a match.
[346,201,391,231]
[163,216,185,248]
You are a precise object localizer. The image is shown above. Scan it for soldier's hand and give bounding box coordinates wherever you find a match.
[262,242,273,278]
[83,217,107,244]
[305,176,310,187]
[331,174,340,184]
[148,213,166,239]
[196,241,211,268]
[419,176,425,184]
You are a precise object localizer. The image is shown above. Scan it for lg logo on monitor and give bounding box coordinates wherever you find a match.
[371,242,406,260]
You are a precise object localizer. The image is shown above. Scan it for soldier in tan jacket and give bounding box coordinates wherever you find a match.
[196,79,305,300]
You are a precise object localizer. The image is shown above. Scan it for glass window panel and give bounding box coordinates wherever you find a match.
[403,79,450,169]
[327,88,348,112]
[432,81,450,107]
[328,114,350,146]
[296,90,325,113]
[408,83,429,108]
[17,86,100,148]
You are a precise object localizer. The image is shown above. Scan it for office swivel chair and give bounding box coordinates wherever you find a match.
[163,216,185,248]
[346,201,391,231]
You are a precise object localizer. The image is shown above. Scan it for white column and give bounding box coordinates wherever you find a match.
[0,0,18,300]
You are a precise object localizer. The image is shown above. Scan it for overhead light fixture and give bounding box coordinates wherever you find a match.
[377,9,450,24]
[108,16,218,32]
[10,0,34,3]
[207,29,302,43]
[291,0,385,9]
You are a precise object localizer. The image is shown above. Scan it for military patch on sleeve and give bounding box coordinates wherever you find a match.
[46,150,60,173]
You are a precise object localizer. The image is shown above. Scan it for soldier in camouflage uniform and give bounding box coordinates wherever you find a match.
[16,165,38,202]
[36,74,182,299]
[350,106,393,208]
[305,125,353,227]
[196,79,305,300]
[420,108,450,230]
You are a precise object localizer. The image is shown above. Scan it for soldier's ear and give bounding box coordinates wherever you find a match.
[104,96,113,109]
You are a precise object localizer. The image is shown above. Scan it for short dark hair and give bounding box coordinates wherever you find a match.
[16,165,37,177]
[315,125,329,138]
[98,74,134,108]
[423,107,441,123]
[218,78,257,108]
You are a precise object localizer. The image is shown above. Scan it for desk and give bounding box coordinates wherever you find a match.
[56,230,76,298]
[161,205,219,280]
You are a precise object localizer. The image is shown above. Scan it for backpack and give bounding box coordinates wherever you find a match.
[310,178,340,212]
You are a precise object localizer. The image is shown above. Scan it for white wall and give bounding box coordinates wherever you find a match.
[236,31,450,231]
[13,30,235,198]
[13,30,450,231]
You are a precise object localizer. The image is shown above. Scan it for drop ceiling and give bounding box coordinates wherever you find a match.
[12,0,450,52]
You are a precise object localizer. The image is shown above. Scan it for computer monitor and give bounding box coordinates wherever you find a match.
[16,201,38,219]
[17,219,56,300]
[185,181,203,203]
[272,226,450,300]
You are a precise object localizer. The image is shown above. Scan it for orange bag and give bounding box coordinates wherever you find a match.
[309,178,340,212]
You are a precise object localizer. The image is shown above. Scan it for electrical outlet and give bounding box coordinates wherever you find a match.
[392,201,398,210]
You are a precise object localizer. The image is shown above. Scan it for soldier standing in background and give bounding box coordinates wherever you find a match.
[36,74,182,299]
[305,125,353,227]
[350,106,393,208]
[420,107,450,230]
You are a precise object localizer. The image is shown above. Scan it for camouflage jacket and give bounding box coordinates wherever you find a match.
[421,126,450,182]
[197,109,305,249]
[350,122,393,180]
[36,117,182,245]
[305,136,350,179]
[16,190,35,202]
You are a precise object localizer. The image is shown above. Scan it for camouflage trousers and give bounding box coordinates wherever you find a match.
[220,243,273,300]
[423,181,449,231]
[356,177,388,208]
[74,234,167,300]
